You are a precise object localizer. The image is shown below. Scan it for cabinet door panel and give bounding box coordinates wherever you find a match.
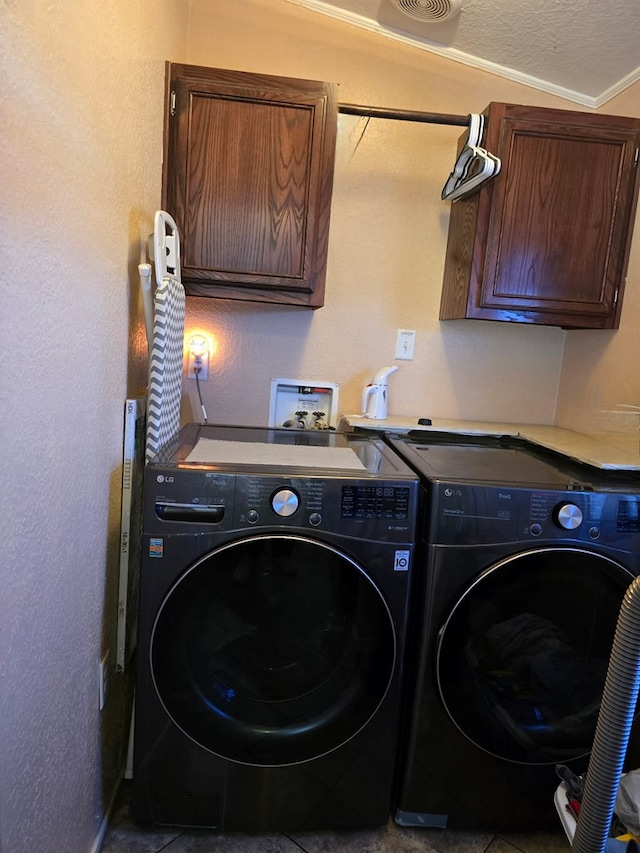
[440,102,640,329]
[184,93,311,277]
[482,117,639,319]
[164,65,337,307]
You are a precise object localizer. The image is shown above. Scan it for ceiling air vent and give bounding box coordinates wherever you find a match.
[391,0,462,22]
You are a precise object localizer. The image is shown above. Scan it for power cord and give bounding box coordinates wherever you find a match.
[193,367,208,423]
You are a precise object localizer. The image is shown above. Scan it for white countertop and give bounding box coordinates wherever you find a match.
[339,415,640,472]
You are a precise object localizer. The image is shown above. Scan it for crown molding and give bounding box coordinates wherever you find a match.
[594,66,640,109]
[286,0,637,109]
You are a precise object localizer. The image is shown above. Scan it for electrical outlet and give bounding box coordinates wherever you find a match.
[187,350,209,380]
[99,650,110,711]
[396,329,416,360]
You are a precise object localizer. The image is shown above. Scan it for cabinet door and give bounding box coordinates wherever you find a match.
[163,64,337,308]
[440,103,640,328]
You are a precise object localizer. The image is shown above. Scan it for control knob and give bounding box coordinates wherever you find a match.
[554,502,583,530]
[272,488,299,517]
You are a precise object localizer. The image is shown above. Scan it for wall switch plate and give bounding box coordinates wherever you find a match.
[396,329,416,360]
[99,650,110,711]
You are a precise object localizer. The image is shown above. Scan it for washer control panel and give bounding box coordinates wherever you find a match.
[146,469,418,541]
[236,476,323,527]
[340,484,412,521]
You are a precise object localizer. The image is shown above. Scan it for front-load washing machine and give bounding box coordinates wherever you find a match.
[133,423,419,833]
[385,431,640,832]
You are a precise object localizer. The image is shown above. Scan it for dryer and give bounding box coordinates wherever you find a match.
[386,432,640,832]
[133,423,419,833]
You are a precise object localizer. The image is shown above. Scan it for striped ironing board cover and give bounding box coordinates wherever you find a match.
[145,275,185,462]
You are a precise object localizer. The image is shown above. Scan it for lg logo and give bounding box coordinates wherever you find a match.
[156,475,174,483]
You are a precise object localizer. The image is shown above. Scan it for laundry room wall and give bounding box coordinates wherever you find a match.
[0,2,185,852]
[179,0,580,430]
[2,2,639,852]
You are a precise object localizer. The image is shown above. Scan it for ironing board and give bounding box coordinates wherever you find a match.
[144,211,186,462]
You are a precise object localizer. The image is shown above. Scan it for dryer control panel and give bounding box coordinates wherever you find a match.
[385,433,640,552]
[429,483,640,551]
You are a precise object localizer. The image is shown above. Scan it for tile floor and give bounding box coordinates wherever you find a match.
[101,781,571,853]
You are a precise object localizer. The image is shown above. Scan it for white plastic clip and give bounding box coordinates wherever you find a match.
[149,210,182,287]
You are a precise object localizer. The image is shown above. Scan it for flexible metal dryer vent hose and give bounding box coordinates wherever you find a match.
[573,575,640,853]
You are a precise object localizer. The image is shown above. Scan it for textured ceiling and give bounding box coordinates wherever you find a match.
[287,0,640,107]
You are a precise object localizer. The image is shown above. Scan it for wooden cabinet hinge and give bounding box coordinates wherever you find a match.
[170,90,176,117]
[635,147,639,167]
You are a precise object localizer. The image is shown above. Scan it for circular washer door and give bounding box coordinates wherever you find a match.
[437,547,633,765]
[151,534,396,766]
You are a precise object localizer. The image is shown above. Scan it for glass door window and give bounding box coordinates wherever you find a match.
[151,534,396,766]
[437,548,633,764]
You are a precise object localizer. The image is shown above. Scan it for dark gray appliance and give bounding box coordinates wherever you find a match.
[133,424,419,833]
[386,432,640,831]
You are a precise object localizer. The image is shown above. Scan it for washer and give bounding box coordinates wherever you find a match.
[385,431,640,832]
[133,423,419,833]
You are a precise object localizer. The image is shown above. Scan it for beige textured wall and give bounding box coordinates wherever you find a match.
[181,0,583,429]
[0,2,185,851]
[1,1,638,850]
[555,83,640,453]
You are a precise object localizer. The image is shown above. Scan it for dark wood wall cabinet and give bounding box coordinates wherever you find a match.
[163,64,337,307]
[440,103,640,329]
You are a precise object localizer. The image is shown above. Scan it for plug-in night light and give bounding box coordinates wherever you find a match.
[187,334,210,380]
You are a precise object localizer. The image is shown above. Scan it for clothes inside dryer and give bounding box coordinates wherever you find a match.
[438,547,627,765]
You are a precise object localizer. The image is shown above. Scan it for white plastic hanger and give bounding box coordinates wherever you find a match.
[442,114,501,202]
[443,146,501,202]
